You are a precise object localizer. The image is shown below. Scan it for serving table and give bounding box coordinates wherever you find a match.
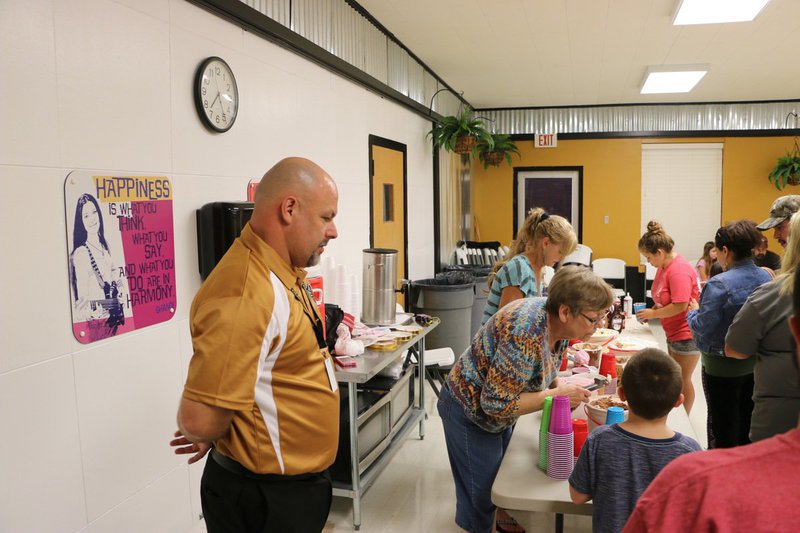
[333,320,438,530]
[492,319,696,532]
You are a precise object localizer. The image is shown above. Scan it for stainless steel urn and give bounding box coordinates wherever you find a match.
[361,248,398,325]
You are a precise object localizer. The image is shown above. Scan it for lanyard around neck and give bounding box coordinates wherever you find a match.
[291,284,327,350]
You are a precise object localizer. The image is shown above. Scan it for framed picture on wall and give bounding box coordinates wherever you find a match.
[513,167,583,241]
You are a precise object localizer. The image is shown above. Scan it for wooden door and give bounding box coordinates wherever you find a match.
[369,136,407,306]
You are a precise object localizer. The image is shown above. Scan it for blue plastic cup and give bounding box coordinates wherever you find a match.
[633,302,646,322]
[605,406,625,425]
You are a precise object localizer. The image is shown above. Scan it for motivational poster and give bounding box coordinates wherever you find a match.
[64,171,176,343]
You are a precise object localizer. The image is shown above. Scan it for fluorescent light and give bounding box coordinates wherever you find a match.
[673,0,771,25]
[640,66,708,94]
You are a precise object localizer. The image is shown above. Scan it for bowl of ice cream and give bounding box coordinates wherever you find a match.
[572,342,604,368]
[585,394,629,432]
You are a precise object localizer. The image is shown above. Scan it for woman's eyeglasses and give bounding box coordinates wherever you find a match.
[580,311,607,327]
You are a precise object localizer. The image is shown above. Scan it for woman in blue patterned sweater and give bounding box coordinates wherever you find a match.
[438,266,615,533]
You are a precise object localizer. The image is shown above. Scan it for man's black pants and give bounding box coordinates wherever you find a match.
[201,449,332,532]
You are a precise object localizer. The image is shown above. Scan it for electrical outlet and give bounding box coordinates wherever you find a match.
[604,215,609,224]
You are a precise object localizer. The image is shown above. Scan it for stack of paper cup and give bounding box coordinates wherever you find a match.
[334,264,349,309]
[321,256,336,304]
[547,395,574,479]
[348,272,361,319]
[538,396,553,471]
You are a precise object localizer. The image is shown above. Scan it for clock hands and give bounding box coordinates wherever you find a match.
[209,92,220,113]
[212,75,227,116]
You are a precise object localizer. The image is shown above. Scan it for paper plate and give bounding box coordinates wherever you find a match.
[607,336,657,355]
[588,328,618,345]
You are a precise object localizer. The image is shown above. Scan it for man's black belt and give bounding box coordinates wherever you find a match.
[210,448,323,482]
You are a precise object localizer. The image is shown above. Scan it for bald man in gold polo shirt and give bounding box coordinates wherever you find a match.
[171,158,340,532]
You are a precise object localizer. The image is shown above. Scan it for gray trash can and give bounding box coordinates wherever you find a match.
[410,277,474,357]
[444,265,493,338]
[472,274,489,334]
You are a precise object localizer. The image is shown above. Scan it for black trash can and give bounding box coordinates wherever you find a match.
[409,275,474,357]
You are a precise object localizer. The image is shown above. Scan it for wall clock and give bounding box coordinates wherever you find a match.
[194,56,239,133]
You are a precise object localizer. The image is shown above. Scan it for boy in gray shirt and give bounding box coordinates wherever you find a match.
[569,348,701,533]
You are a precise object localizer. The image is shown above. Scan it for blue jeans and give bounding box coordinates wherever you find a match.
[437,386,513,533]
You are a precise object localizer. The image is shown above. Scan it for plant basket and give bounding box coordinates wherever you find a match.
[483,151,505,166]
[789,173,800,186]
[454,135,477,155]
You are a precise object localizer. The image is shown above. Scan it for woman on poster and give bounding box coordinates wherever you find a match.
[69,193,127,334]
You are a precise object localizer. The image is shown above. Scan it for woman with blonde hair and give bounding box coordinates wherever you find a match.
[726,213,800,442]
[635,221,701,413]
[482,208,577,324]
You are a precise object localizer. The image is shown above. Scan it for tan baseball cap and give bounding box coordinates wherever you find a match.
[757,195,800,230]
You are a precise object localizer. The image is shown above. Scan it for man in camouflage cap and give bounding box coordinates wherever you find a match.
[757,195,800,248]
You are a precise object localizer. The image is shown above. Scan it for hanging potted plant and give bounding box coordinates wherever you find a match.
[428,106,493,155]
[476,133,520,169]
[768,141,800,190]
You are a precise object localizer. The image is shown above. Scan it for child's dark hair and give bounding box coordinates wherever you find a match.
[714,220,762,260]
[620,348,683,419]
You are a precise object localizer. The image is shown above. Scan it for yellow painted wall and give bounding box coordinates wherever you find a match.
[472,135,797,264]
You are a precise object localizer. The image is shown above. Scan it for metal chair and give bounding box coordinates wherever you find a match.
[407,345,455,398]
[592,258,626,298]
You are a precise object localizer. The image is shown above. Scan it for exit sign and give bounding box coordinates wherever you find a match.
[534,133,557,148]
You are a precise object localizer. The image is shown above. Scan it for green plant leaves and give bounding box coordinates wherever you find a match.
[768,150,800,190]
[476,133,520,169]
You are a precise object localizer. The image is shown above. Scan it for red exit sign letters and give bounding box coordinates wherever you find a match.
[534,133,557,148]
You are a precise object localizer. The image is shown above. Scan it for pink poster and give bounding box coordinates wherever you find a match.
[64,171,176,344]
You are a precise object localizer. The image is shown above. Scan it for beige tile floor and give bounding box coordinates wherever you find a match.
[192,363,707,533]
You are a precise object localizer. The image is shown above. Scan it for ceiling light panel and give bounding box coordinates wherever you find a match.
[673,0,771,25]
[640,66,709,94]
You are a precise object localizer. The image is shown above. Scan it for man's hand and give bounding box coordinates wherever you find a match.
[687,298,699,312]
[170,430,211,464]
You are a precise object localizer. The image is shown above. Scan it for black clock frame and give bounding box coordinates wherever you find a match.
[193,56,238,133]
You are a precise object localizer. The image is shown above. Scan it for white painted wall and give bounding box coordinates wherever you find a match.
[0,0,435,530]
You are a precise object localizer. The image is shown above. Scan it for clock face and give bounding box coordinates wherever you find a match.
[194,57,238,132]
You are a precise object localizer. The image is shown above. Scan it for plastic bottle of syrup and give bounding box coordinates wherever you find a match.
[610,300,625,333]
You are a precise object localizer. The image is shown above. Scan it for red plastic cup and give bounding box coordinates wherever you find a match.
[572,419,588,457]
[599,352,617,379]
[559,356,569,371]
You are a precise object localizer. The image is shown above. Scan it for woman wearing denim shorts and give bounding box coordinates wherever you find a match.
[438,266,614,533]
[636,221,701,414]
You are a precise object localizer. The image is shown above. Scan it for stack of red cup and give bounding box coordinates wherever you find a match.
[598,352,618,394]
[572,419,588,458]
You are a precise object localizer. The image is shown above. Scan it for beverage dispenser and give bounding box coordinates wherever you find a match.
[361,248,397,325]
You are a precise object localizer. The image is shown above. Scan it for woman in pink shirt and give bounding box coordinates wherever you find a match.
[636,221,701,413]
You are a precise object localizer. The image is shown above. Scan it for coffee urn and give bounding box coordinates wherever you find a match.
[361,248,398,325]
